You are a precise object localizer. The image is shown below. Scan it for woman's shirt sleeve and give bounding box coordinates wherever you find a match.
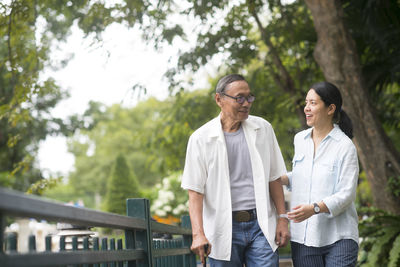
[322,143,359,217]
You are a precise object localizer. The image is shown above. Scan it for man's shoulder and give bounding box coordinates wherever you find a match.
[247,115,272,128]
[190,116,220,139]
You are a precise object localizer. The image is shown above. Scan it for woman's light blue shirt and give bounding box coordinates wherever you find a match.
[287,125,359,247]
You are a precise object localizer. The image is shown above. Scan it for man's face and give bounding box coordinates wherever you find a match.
[216,80,253,122]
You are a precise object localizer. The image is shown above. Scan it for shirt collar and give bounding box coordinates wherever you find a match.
[207,113,260,139]
[303,124,343,142]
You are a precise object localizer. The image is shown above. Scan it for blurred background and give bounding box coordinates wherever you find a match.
[1,0,400,265]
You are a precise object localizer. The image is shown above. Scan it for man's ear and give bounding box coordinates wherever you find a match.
[215,93,223,108]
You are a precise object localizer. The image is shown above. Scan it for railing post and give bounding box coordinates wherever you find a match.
[93,237,100,267]
[28,235,36,252]
[181,215,196,267]
[0,213,5,253]
[155,240,161,267]
[72,236,78,267]
[6,232,17,252]
[126,198,153,267]
[101,238,108,267]
[45,235,52,252]
[59,236,66,251]
[110,238,116,267]
[117,239,124,267]
[83,237,89,267]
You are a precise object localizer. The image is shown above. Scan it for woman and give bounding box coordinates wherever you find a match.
[281,82,359,267]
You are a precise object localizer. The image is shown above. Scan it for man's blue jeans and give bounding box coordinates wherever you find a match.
[209,218,279,267]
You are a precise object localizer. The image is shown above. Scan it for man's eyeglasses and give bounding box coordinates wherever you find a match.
[221,92,255,104]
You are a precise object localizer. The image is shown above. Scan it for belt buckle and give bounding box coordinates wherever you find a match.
[234,211,251,222]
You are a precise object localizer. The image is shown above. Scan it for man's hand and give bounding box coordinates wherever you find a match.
[275,217,290,247]
[191,234,211,265]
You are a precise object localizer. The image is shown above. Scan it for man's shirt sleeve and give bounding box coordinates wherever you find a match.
[268,126,287,181]
[181,134,207,194]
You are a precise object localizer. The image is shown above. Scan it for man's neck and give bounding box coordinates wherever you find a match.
[220,116,241,132]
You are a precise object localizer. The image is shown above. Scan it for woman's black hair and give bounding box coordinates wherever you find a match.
[216,74,246,93]
[310,81,353,139]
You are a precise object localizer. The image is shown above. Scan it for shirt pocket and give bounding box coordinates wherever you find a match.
[292,153,305,177]
[292,153,305,168]
[291,153,307,198]
[313,160,339,196]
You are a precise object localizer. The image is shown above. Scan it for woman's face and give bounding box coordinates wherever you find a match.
[304,89,334,127]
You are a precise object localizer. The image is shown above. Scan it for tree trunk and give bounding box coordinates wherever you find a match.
[304,0,400,214]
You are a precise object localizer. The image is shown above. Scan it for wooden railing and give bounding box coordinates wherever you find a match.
[0,187,196,267]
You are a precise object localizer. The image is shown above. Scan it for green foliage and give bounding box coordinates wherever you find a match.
[64,90,217,208]
[104,154,140,215]
[2,0,399,217]
[26,176,62,195]
[356,171,374,209]
[387,175,400,198]
[343,1,400,152]
[388,234,400,267]
[379,83,400,152]
[358,207,400,267]
[0,0,90,191]
[42,181,93,207]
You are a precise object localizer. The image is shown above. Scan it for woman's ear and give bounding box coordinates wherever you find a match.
[328,104,336,116]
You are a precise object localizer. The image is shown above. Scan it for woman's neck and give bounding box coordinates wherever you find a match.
[312,123,334,141]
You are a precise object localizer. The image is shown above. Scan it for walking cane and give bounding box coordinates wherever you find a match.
[203,244,209,267]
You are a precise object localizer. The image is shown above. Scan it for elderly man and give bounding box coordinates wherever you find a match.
[181,74,289,267]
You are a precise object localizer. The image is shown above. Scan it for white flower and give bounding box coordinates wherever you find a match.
[155,209,167,217]
[158,190,174,202]
[162,177,170,188]
[164,205,172,212]
[173,204,187,215]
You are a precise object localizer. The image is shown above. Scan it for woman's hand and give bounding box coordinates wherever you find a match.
[287,204,314,223]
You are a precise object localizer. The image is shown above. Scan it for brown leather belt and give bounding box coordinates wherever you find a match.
[233,209,257,222]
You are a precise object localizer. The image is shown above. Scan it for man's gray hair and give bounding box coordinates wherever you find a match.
[215,74,246,93]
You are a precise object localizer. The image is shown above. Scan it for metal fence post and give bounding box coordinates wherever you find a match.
[117,239,124,267]
[181,215,196,267]
[93,237,99,267]
[45,235,52,252]
[0,212,4,253]
[126,198,153,267]
[28,235,36,252]
[6,232,17,252]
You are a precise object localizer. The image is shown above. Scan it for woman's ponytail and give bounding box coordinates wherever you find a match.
[338,110,353,139]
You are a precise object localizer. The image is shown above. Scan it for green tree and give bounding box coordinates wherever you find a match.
[104,154,140,215]
[0,0,89,191]
[4,0,399,213]
[304,0,400,214]
[64,90,218,208]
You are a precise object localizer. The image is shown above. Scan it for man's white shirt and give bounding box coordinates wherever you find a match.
[181,114,286,260]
